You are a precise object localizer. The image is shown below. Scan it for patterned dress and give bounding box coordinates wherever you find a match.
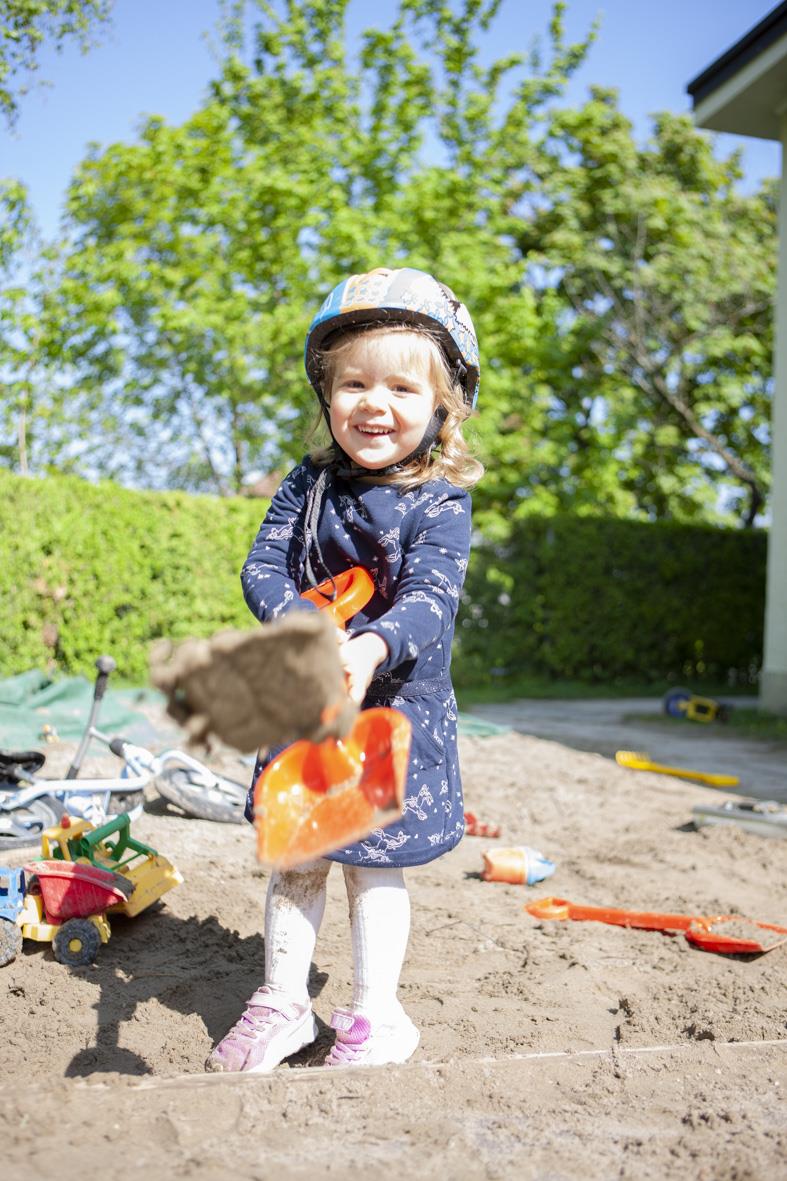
[241,457,472,867]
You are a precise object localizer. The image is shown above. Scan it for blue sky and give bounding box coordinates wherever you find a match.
[1,0,781,238]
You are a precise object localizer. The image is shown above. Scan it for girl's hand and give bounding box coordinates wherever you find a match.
[339,632,389,704]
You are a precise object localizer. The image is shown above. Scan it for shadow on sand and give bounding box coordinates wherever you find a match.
[62,908,330,1077]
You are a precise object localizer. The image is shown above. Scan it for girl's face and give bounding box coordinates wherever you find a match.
[328,333,438,470]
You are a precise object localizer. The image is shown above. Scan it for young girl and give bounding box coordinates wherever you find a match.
[207,266,482,1073]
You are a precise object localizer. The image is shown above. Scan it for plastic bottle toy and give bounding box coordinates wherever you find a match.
[481,846,556,886]
[0,811,182,968]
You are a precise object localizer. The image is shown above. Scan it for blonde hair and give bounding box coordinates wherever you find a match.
[308,325,483,490]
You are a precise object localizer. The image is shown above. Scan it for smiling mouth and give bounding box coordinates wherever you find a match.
[355,425,393,436]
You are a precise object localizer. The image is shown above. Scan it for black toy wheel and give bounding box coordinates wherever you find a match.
[0,793,63,850]
[53,918,101,967]
[155,766,247,824]
[0,917,22,967]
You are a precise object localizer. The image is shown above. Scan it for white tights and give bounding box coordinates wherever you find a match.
[264,860,410,1023]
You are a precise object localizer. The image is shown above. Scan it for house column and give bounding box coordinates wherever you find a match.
[761,110,787,715]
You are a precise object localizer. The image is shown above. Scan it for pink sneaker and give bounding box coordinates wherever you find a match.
[205,987,317,1074]
[325,1007,420,1067]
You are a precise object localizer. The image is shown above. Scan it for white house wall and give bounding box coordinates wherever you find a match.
[761,114,787,714]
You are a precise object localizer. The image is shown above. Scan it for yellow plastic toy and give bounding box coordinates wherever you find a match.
[17,813,182,966]
[615,750,739,788]
[46,813,183,916]
[662,687,732,724]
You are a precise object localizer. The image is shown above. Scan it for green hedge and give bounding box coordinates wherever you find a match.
[0,471,268,684]
[0,473,766,687]
[455,515,766,687]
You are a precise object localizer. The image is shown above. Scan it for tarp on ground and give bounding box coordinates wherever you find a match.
[0,668,511,751]
[457,713,510,737]
[0,669,163,749]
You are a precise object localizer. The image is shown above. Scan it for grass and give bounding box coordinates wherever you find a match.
[622,706,787,744]
[454,672,759,709]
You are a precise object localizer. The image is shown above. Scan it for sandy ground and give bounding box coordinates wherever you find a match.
[1,714,785,1180]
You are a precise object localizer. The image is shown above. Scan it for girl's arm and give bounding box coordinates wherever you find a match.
[351,486,472,675]
[240,464,319,623]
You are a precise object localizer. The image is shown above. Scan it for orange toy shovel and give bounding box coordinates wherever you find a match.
[254,707,411,868]
[254,567,411,868]
[525,897,787,955]
[301,566,376,629]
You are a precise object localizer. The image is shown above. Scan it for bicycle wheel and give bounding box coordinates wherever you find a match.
[0,793,63,850]
[154,766,247,824]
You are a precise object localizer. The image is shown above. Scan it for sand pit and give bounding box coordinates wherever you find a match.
[1,718,785,1179]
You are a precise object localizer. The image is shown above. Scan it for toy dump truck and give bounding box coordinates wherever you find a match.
[0,812,182,967]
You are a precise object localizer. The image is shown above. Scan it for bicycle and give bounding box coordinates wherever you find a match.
[0,655,248,850]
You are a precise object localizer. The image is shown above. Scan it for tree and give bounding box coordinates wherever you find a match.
[55,99,324,493]
[0,178,34,469]
[0,0,112,128]
[0,181,91,475]
[514,90,775,527]
[52,0,426,492]
[27,0,776,530]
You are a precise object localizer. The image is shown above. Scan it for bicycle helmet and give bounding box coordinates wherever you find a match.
[305,266,480,410]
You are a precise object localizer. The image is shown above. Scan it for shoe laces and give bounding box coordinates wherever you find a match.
[229,990,293,1044]
[233,1007,278,1041]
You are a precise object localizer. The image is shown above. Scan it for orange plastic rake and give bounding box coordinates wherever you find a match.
[525,897,787,955]
[253,567,411,868]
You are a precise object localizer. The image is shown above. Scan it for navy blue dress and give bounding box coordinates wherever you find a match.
[240,457,472,868]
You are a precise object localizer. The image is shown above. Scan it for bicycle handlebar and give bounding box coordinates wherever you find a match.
[65,656,117,778]
[93,655,116,703]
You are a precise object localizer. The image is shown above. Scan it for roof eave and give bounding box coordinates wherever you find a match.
[690,23,787,141]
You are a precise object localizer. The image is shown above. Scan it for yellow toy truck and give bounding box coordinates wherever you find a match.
[0,812,182,967]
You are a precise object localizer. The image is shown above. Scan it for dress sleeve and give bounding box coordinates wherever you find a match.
[354,486,472,672]
[240,464,319,623]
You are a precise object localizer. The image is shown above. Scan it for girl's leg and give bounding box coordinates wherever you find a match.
[325,864,419,1067]
[265,859,332,1004]
[343,864,411,1022]
[206,859,331,1074]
